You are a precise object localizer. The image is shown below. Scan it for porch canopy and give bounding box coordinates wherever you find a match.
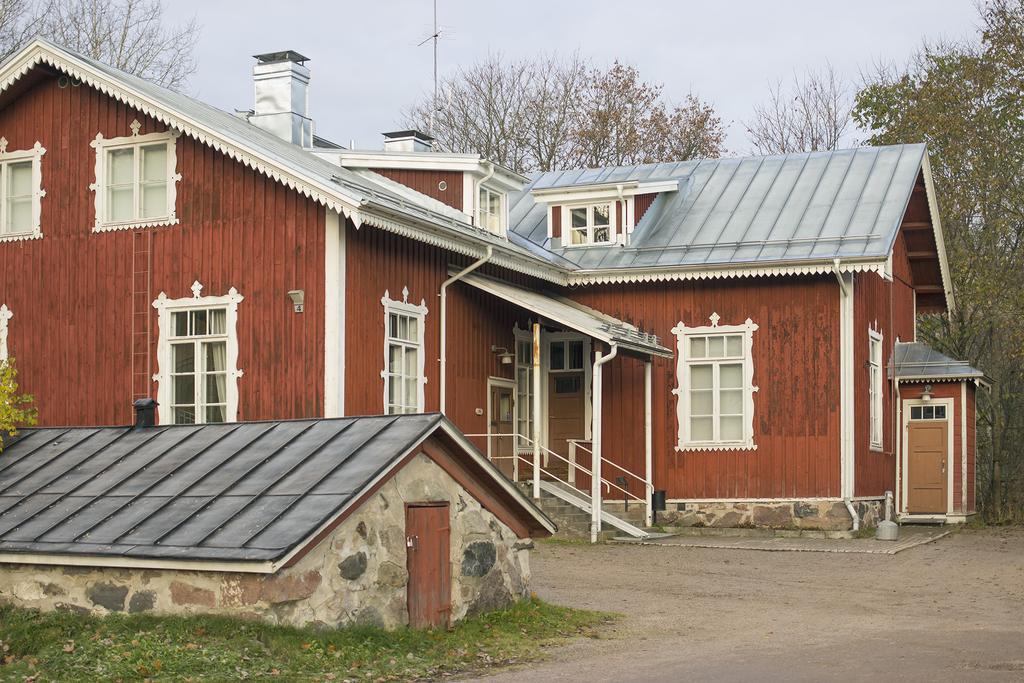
[458,272,671,358]
[892,342,988,384]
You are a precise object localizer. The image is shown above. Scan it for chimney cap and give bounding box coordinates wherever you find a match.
[383,129,435,143]
[133,398,158,429]
[254,50,310,65]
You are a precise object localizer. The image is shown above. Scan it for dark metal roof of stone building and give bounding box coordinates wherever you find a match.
[0,414,551,568]
[892,342,987,383]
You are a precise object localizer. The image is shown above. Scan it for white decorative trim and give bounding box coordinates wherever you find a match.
[868,327,884,451]
[920,154,955,312]
[671,313,759,451]
[569,259,888,286]
[960,381,968,514]
[0,304,11,360]
[152,280,244,424]
[0,141,46,242]
[90,124,181,232]
[324,210,345,417]
[380,287,428,413]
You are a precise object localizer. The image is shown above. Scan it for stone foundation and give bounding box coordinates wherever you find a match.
[0,454,531,629]
[651,499,883,531]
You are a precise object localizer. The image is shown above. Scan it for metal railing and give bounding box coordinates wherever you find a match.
[470,431,653,529]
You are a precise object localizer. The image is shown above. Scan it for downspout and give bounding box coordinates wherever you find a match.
[832,258,859,531]
[591,342,619,543]
[615,183,626,244]
[439,246,493,414]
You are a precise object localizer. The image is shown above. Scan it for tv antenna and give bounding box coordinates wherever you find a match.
[417,0,441,135]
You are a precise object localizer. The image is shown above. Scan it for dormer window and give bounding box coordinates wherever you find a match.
[568,203,612,246]
[478,184,505,234]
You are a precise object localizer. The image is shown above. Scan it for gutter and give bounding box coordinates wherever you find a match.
[439,247,494,414]
[833,258,859,532]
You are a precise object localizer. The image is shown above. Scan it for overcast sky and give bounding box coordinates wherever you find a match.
[164,0,978,155]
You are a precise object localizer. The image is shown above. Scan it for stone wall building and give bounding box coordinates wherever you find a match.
[0,411,554,629]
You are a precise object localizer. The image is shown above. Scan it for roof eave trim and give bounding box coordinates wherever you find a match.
[0,551,277,574]
[920,153,956,313]
[567,258,888,285]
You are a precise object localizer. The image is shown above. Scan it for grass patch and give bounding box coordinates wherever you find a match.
[853,525,877,539]
[0,598,611,682]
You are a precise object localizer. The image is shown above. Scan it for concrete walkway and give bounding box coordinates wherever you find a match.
[613,525,951,554]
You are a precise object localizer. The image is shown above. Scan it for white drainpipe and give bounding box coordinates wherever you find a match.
[591,343,619,543]
[439,246,493,414]
[832,258,859,532]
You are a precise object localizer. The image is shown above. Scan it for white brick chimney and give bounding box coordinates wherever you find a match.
[250,51,313,147]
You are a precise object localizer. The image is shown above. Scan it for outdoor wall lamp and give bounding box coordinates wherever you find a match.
[491,345,515,365]
[921,384,933,402]
[287,289,305,313]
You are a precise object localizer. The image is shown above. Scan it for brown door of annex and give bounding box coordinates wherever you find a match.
[490,385,516,478]
[907,421,948,514]
[548,372,585,463]
[405,503,451,628]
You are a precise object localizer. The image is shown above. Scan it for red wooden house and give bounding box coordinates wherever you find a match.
[0,40,984,539]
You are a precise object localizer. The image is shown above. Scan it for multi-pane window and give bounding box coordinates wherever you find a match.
[0,144,44,240]
[384,306,425,414]
[910,405,946,420]
[169,307,229,424]
[478,185,503,234]
[92,126,178,231]
[515,339,533,449]
[548,339,585,371]
[869,332,883,449]
[567,203,612,245]
[686,334,745,443]
[673,314,759,450]
[105,142,170,223]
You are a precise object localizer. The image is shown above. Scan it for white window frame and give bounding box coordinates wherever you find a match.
[381,287,428,414]
[868,328,884,451]
[0,139,45,242]
[152,280,243,424]
[671,312,759,451]
[562,201,615,247]
[90,120,181,232]
[0,304,11,361]
[513,328,534,451]
[477,184,506,235]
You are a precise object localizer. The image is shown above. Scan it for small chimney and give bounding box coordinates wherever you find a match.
[133,398,158,429]
[382,130,435,153]
[250,50,313,147]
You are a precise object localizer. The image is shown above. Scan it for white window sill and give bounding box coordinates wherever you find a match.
[678,442,758,452]
[869,444,884,453]
[93,216,180,232]
[0,230,42,242]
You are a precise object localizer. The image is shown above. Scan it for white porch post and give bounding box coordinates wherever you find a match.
[591,349,604,543]
[644,359,653,528]
[532,322,541,500]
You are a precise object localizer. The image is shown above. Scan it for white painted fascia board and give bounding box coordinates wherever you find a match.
[530,180,678,204]
[566,258,888,285]
[336,151,528,188]
[0,552,276,574]
[920,154,955,312]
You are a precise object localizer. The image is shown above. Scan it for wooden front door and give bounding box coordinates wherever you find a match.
[907,421,948,514]
[489,384,515,478]
[405,503,451,628]
[548,372,586,461]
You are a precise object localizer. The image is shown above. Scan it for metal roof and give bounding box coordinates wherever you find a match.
[459,273,670,357]
[892,342,986,383]
[0,414,552,569]
[509,144,929,272]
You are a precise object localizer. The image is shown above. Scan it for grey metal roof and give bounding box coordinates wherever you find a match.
[459,273,670,357]
[0,414,550,566]
[509,144,928,272]
[13,38,559,277]
[892,342,985,382]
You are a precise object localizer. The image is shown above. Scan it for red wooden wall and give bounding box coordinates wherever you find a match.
[571,275,841,500]
[0,73,326,426]
[375,169,464,211]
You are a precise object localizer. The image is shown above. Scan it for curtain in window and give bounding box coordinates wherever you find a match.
[205,340,227,423]
[140,144,167,219]
[107,148,135,221]
[5,162,32,233]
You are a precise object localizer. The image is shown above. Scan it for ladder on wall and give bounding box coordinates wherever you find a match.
[130,231,153,403]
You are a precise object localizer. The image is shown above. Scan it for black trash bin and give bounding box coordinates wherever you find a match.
[651,489,667,524]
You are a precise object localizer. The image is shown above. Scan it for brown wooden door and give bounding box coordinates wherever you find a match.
[907,421,948,514]
[489,385,515,478]
[548,372,585,462]
[405,503,450,628]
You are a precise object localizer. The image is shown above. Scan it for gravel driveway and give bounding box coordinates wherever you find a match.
[470,528,1024,682]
